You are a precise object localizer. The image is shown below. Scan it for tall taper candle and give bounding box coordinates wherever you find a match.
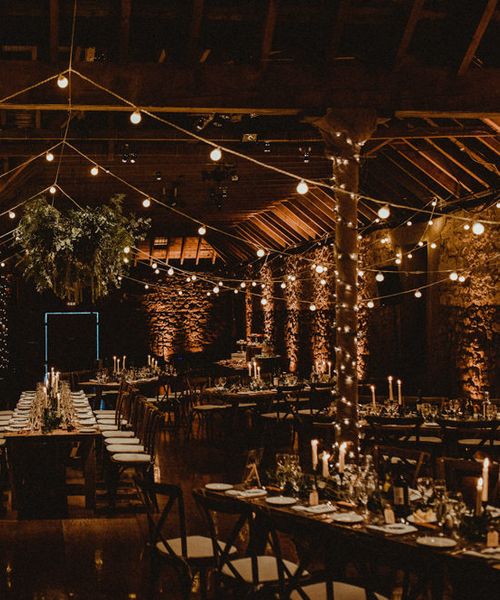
[311,439,319,470]
[370,385,376,409]
[388,376,394,401]
[397,379,402,405]
[482,458,489,502]
[321,452,330,478]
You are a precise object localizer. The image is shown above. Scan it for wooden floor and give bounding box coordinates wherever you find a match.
[0,431,244,600]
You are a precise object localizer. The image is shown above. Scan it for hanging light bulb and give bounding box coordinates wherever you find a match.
[418,241,424,247]
[167,267,174,276]
[395,257,401,265]
[154,268,160,275]
[280,282,286,289]
[428,219,434,226]
[367,300,374,309]
[49,185,57,194]
[123,246,131,254]
[142,197,151,208]
[406,221,412,227]
[207,292,211,297]
[458,275,466,283]
[320,278,327,286]
[414,289,422,298]
[407,253,413,259]
[178,290,183,296]
[186,276,191,282]
[449,271,458,281]
[309,303,316,311]
[198,225,206,236]
[290,275,296,282]
[430,242,437,249]
[8,211,15,219]
[251,281,257,287]
[123,257,129,264]
[130,109,142,124]
[192,274,197,281]
[261,298,268,305]
[377,204,390,219]
[144,284,149,290]
[90,165,99,176]
[151,262,158,269]
[46,151,55,162]
[472,222,485,235]
[57,74,69,89]
[0,262,5,268]
[315,265,325,274]
[213,285,220,294]
[296,179,309,195]
[210,147,222,162]
[463,223,470,231]
[240,282,246,288]
[375,272,384,282]
[256,248,266,258]
[234,289,239,294]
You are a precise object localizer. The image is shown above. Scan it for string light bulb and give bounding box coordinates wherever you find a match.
[57,74,69,89]
[375,272,384,282]
[152,262,157,269]
[49,185,56,194]
[430,242,437,249]
[142,197,151,208]
[296,179,309,195]
[144,284,149,290]
[414,289,422,298]
[256,248,266,258]
[123,246,130,254]
[309,303,316,311]
[406,221,412,227]
[240,282,246,288]
[210,147,222,162]
[167,267,174,276]
[463,223,470,231]
[280,282,286,289]
[377,204,390,219]
[8,211,15,219]
[198,225,206,236]
[367,300,374,309]
[315,265,325,274]
[130,109,142,124]
[90,165,99,176]
[154,268,160,275]
[472,222,485,235]
[178,290,183,296]
[261,298,267,305]
[213,285,220,294]
[46,151,54,162]
[449,271,458,281]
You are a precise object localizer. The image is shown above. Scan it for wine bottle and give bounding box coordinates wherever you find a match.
[392,468,410,519]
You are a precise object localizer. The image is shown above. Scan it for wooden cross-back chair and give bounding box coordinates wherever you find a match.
[436,457,500,507]
[373,445,432,487]
[364,415,424,449]
[437,418,500,458]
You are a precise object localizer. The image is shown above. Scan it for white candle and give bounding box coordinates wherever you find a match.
[123,355,126,370]
[147,354,151,366]
[397,379,402,405]
[257,366,261,379]
[311,439,319,470]
[248,362,252,376]
[113,356,117,373]
[482,458,489,502]
[321,452,330,478]
[388,376,394,401]
[117,358,120,373]
[339,442,347,474]
[322,360,326,374]
[253,361,257,378]
[370,385,376,408]
[327,360,332,378]
[476,477,483,516]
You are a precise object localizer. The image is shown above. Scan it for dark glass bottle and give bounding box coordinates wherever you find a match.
[392,467,410,519]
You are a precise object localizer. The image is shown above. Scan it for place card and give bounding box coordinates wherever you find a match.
[487,530,499,548]
[384,507,396,524]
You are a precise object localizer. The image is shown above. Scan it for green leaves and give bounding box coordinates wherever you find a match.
[16,195,150,303]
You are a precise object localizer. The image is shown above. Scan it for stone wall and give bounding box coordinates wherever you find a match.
[141,274,232,360]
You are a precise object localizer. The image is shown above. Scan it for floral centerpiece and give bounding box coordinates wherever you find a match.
[15,195,149,303]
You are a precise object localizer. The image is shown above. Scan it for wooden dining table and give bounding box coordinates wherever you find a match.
[203,485,500,600]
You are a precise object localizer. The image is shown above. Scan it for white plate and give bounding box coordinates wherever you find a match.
[408,514,437,525]
[79,427,98,433]
[416,536,457,549]
[332,512,364,524]
[240,488,268,498]
[78,419,97,425]
[409,488,422,502]
[265,496,297,506]
[303,503,337,515]
[383,523,417,535]
[205,483,234,491]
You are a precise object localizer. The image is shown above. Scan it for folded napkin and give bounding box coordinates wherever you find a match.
[463,549,500,562]
[367,524,418,536]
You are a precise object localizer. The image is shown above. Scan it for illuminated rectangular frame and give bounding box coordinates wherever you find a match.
[44,311,100,376]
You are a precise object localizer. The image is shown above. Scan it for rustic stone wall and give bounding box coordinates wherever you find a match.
[141,274,231,359]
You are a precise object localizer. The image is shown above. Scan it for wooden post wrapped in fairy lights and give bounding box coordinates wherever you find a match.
[314,109,377,446]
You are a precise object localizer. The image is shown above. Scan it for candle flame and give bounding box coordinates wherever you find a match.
[477,477,483,489]
[483,457,490,468]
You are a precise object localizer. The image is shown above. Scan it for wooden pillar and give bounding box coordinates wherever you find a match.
[314,109,377,446]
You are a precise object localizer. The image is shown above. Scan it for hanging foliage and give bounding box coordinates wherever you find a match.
[15,195,149,303]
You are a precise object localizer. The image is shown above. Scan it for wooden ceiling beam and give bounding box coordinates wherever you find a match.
[272,205,314,238]
[281,201,329,236]
[261,0,278,65]
[1,61,500,116]
[244,220,282,249]
[188,0,205,62]
[252,214,294,246]
[423,138,491,188]
[458,0,498,76]
[262,212,303,243]
[119,0,132,63]
[195,235,202,264]
[448,138,500,176]
[49,0,59,63]
[394,0,425,67]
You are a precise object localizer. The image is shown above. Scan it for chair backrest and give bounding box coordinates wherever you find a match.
[309,385,335,411]
[193,489,258,586]
[365,415,423,445]
[437,418,500,455]
[436,457,499,506]
[135,477,188,559]
[373,445,431,486]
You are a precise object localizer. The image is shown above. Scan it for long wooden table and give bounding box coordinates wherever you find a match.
[203,486,500,600]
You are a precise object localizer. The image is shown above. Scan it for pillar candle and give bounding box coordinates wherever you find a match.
[476,478,483,516]
[370,385,376,409]
[482,458,489,502]
[311,439,319,470]
[388,376,394,401]
[339,442,347,474]
[397,379,402,405]
[321,452,330,478]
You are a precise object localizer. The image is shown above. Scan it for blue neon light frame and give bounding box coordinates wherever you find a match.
[44,311,100,377]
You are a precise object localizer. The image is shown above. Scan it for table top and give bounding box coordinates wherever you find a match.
[80,376,158,387]
[203,486,500,577]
